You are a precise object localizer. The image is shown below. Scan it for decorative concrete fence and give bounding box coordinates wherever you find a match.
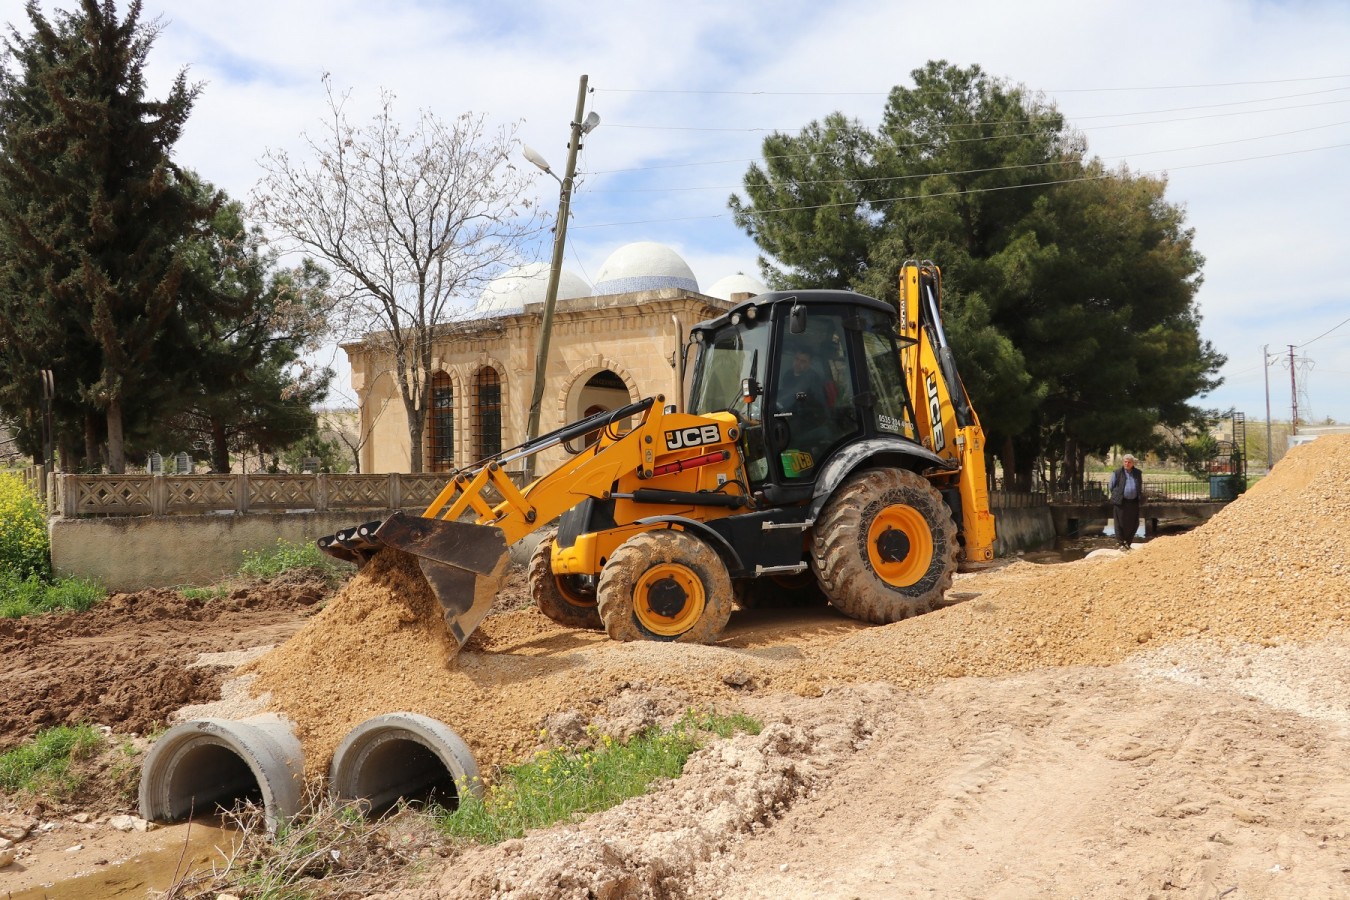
[48,473,456,592]
[47,472,1056,590]
[52,472,450,518]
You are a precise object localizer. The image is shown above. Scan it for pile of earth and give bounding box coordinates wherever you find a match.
[246,435,1350,778]
[0,571,330,831]
[233,437,1348,898]
[5,437,1346,898]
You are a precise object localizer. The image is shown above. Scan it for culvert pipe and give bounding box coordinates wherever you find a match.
[329,712,482,815]
[139,715,305,829]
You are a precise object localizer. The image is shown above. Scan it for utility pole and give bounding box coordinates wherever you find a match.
[522,74,592,483]
[1288,344,1298,436]
[1262,345,1272,470]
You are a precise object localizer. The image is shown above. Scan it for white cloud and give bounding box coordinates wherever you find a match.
[11,0,1350,422]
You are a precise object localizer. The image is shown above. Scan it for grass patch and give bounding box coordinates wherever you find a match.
[164,792,426,900]
[437,709,762,844]
[239,538,348,587]
[0,570,104,618]
[0,724,104,797]
[180,584,231,601]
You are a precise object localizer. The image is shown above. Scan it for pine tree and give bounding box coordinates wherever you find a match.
[0,0,213,472]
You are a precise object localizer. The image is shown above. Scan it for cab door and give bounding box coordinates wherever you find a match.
[767,304,862,484]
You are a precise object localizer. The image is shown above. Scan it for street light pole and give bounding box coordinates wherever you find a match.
[1262,344,1272,470]
[522,74,592,483]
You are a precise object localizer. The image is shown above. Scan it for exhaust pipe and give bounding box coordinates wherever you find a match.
[329,713,482,816]
[139,715,305,829]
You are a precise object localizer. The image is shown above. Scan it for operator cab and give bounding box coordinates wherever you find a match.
[688,290,920,505]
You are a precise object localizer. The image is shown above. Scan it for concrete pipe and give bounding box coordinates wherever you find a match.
[139,715,305,829]
[329,712,482,816]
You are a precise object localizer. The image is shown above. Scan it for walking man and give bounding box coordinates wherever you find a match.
[1109,453,1145,549]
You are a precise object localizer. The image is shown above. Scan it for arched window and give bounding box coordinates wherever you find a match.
[474,367,502,460]
[427,372,454,472]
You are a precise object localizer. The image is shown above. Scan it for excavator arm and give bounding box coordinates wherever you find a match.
[319,396,747,651]
[897,262,997,565]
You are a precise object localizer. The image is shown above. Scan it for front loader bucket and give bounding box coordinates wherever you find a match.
[318,512,510,653]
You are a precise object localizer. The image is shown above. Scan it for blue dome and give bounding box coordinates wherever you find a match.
[477,263,592,315]
[593,242,698,295]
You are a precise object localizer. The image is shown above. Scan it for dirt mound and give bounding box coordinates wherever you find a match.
[247,436,1349,785]
[0,575,328,750]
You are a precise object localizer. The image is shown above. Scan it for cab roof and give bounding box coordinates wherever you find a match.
[693,289,895,336]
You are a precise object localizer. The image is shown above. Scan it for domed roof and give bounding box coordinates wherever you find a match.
[706,273,768,301]
[593,242,698,295]
[477,263,591,315]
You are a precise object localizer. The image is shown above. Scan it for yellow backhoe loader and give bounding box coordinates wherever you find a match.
[319,261,996,653]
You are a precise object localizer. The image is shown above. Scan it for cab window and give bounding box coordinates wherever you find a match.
[770,307,860,481]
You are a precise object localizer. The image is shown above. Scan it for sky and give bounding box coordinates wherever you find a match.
[6,0,1350,425]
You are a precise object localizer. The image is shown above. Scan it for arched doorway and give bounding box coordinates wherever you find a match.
[573,370,631,447]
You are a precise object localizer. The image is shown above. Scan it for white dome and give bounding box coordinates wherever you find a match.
[593,242,698,295]
[706,273,768,301]
[477,263,591,314]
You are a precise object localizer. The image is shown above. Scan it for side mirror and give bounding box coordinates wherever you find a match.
[789,303,807,334]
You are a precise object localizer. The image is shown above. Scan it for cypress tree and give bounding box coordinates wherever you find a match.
[0,0,213,471]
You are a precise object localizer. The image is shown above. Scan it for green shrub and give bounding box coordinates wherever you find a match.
[0,724,103,797]
[0,472,49,579]
[0,570,104,618]
[240,537,347,586]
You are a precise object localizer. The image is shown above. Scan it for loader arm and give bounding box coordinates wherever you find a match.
[319,395,747,651]
[897,262,996,564]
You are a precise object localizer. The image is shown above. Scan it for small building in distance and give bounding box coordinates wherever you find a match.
[342,242,767,476]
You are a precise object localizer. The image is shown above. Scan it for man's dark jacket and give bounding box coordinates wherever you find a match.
[1109,467,1144,505]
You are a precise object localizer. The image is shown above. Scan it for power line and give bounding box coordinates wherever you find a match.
[600,96,1350,134]
[571,141,1350,230]
[1296,314,1350,348]
[581,120,1350,195]
[589,104,1350,176]
[595,74,1350,96]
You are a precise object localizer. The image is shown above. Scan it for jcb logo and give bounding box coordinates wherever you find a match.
[665,424,720,451]
[925,374,946,453]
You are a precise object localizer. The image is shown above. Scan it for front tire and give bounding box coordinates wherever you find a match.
[811,468,958,623]
[528,534,603,630]
[597,530,733,644]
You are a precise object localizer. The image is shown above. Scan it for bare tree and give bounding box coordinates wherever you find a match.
[254,77,540,471]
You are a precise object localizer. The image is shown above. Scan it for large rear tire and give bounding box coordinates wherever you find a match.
[528,533,603,630]
[597,530,733,644]
[811,468,958,623]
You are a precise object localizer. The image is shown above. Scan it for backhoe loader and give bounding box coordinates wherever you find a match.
[319,261,996,653]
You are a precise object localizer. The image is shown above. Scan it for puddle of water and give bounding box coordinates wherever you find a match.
[3,819,239,900]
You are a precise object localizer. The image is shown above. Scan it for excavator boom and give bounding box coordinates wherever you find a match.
[897,261,997,565]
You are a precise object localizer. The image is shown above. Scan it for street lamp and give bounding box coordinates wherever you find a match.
[521,75,598,482]
[1262,344,1273,470]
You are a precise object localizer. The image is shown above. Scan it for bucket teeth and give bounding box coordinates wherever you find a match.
[317,519,386,566]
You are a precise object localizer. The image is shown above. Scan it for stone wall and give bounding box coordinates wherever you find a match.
[347,290,730,475]
[990,505,1057,557]
[49,512,381,592]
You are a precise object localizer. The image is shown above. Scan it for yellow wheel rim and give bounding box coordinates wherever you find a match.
[634,563,706,636]
[866,504,934,588]
[555,576,597,610]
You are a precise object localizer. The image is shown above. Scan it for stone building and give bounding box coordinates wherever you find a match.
[343,242,767,476]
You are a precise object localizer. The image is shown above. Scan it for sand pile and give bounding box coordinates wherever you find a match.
[247,434,1349,776]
